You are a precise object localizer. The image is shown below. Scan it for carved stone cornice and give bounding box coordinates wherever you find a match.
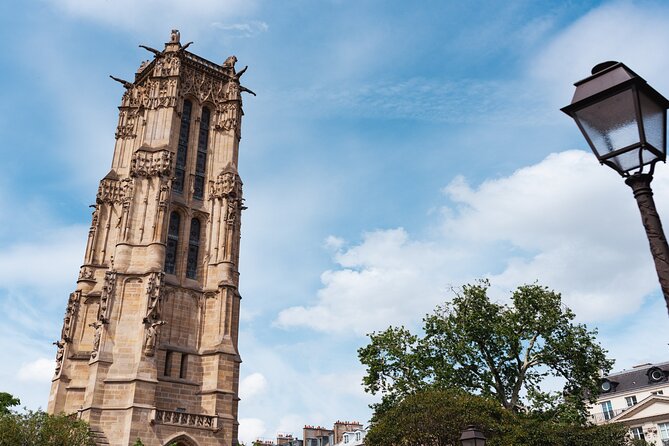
[97,178,124,204]
[210,168,243,200]
[130,148,173,177]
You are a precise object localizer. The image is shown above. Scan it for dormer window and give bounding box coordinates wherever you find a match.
[648,367,666,383]
[601,379,613,393]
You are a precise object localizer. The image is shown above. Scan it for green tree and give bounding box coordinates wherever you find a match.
[358,281,612,418]
[365,388,628,446]
[0,405,94,446]
[0,392,20,415]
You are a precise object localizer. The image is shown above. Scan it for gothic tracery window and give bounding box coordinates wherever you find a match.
[193,107,210,200]
[186,218,201,279]
[174,99,192,194]
[165,212,180,274]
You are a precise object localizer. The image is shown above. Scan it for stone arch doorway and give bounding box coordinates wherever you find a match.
[165,434,198,446]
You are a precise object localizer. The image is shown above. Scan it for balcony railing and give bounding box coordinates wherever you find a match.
[152,409,218,430]
[588,408,627,423]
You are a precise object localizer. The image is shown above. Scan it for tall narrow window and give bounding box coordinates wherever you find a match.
[164,351,173,377]
[179,353,188,379]
[174,99,192,194]
[165,212,180,274]
[193,107,210,200]
[186,218,201,279]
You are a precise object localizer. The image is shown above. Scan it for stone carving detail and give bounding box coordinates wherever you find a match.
[145,271,164,320]
[120,77,178,110]
[143,319,166,357]
[53,340,65,375]
[143,271,166,357]
[61,291,81,343]
[78,267,95,281]
[154,409,216,429]
[97,179,124,204]
[98,271,116,324]
[214,102,241,133]
[154,54,181,78]
[210,169,243,200]
[130,149,173,177]
[115,109,139,139]
[89,320,103,359]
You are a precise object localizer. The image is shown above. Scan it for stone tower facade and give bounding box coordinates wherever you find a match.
[47,30,252,446]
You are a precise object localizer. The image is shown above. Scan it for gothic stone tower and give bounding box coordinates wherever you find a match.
[47,30,252,446]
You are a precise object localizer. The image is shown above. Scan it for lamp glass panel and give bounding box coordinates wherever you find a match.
[606,146,661,173]
[574,89,640,158]
[639,90,666,155]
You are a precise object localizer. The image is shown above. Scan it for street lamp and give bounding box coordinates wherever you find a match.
[562,61,669,314]
[459,425,486,446]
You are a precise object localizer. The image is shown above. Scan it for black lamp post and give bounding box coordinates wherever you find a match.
[562,61,669,314]
[459,425,486,446]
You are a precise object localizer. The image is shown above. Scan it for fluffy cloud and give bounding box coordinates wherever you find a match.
[18,358,54,383]
[239,418,267,444]
[532,2,669,108]
[240,372,269,400]
[277,150,669,335]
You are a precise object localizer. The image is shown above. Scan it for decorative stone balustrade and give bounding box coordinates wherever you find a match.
[153,409,218,430]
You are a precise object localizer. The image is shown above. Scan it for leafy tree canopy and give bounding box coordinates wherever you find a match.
[365,389,628,446]
[0,392,20,415]
[0,406,94,446]
[358,281,612,418]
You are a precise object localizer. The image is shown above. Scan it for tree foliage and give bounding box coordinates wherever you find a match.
[365,389,628,446]
[0,392,20,415]
[358,281,612,418]
[0,407,94,446]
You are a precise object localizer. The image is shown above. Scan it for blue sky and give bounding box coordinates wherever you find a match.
[3,0,669,442]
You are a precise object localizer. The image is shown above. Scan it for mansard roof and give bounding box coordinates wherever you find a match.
[600,361,669,395]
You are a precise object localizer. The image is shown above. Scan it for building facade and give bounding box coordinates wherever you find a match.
[47,30,252,446]
[589,361,669,444]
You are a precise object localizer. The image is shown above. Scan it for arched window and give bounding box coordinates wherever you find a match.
[174,99,192,194]
[193,107,210,200]
[186,218,201,279]
[165,212,180,274]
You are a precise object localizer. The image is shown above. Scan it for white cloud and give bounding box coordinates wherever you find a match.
[276,150,669,335]
[0,226,87,290]
[211,21,269,38]
[240,372,268,400]
[531,2,669,109]
[18,358,54,383]
[239,418,267,444]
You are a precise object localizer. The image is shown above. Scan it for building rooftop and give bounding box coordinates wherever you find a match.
[600,361,669,395]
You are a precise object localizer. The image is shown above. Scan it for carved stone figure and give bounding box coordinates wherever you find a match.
[170,29,180,43]
[53,340,65,375]
[223,55,237,69]
[60,291,80,343]
[145,271,164,320]
[143,319,166,356]
[89,320,103,359]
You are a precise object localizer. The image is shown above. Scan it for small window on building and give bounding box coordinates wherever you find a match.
[174,99,193,194]
[180,353,188,379]
[165,212,181,274]
[355,433,360,441]
[601,400,614,420]
[630,426,645,440]
[652,390,665,395]
[164,350,173,376]
[660,422,669,440]
[626,395,638,407]
[343,435,349,444]
[186,218,201,279]
[193,107,210,200]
